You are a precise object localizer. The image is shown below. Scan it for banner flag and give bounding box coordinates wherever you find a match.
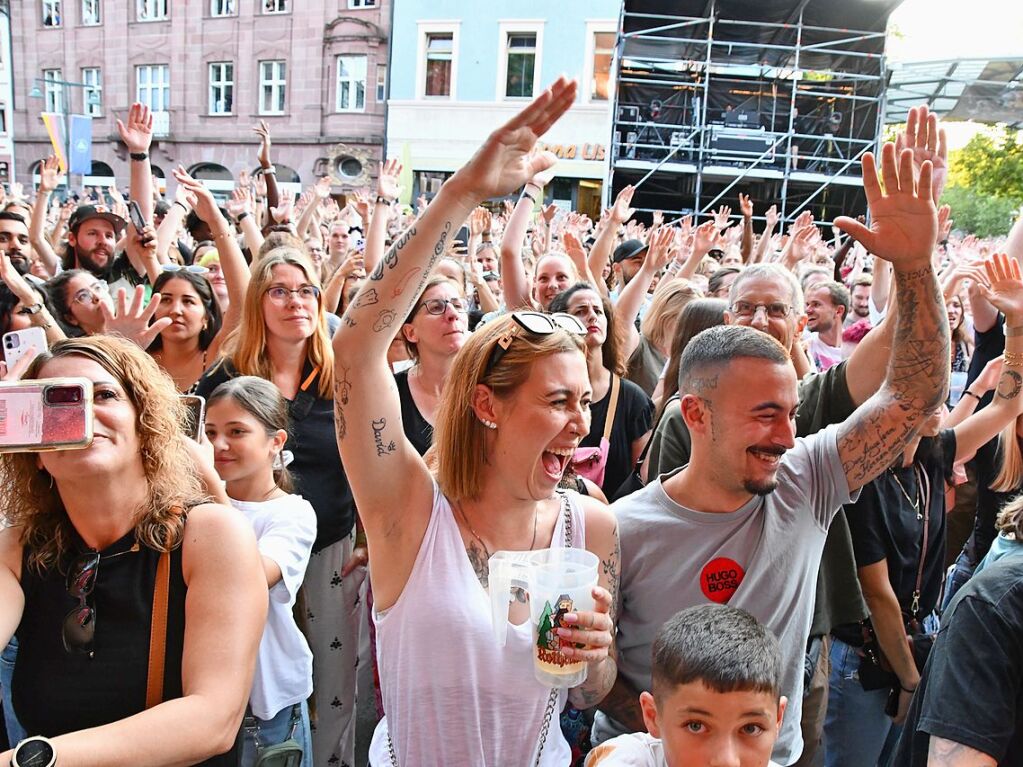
[69,115,93,175]
[41,113,68,172]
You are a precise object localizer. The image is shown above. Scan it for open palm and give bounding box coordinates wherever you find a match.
[834,143,936,269]
[453,77,577,202]
[982,253,1023,324]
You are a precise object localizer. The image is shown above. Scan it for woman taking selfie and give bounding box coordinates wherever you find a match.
[0,335,266,766]
[333,78,619,766]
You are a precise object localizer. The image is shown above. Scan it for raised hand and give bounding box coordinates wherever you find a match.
[9,182,24,200]
[447,76,577,204]
[352,188,371,222]
[973,355,1005,393]
[896,104,948,206]
[270,188,294,223]
[116,102,154,154]
[834,143,937,270]
[226,187,253,219]
[469,207,491,237]
[610,185,636,225]
[38,156,65,193]
[713,205,732,230]
[937,204,953,243]
[173,166,223,225]
[377,158,402,201]
[692,220,722,259]
[738,193,753,219]
[253,120,273,167]
[541,203,558,225]
[651,209,664,228]
[980,252,1023,325]
[100,285,172,350]
[529,159,557,189]
[0,253,39,307]
[764,204,779,230]
[645,225,675,271]
[562,230,587,264]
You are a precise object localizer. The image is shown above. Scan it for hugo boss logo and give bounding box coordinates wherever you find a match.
[700,557,745,604]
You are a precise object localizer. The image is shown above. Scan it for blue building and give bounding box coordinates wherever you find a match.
[386,0,621,216]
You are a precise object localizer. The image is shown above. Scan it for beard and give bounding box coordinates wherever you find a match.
[743,477,779,496]
[77,245,112,276]
[8,254,29,275]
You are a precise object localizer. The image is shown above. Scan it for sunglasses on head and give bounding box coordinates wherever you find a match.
[160,264,209,275]
[484,311,586,376]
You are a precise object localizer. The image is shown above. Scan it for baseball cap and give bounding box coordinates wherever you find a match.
[612,239,648,264]
[69,204,127,234]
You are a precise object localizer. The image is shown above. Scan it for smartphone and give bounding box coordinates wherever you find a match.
[179,394,206,441]
[128,200,147,233]
[0,378,93,453]
[3,327,48,368]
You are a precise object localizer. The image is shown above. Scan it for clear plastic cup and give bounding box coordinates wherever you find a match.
[528,548,599,688]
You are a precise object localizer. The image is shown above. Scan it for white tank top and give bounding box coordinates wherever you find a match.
[368,482,585,766]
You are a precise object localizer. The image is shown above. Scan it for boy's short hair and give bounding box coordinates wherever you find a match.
[651,604,782,701]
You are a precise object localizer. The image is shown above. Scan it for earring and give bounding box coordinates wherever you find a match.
[479,418,497,430]
[272,451,282,470]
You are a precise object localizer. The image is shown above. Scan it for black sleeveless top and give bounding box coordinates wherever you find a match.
[12,527,240,766]
[394,368,434,456]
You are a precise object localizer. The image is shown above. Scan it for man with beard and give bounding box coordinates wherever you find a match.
[0,212,32,275]
[595,140,949,765]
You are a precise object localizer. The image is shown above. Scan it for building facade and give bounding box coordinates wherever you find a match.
[386,0,620,218]
[9,0,390,195]
[0,1,14,184]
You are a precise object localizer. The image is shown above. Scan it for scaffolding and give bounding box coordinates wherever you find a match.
[608,0,901,227]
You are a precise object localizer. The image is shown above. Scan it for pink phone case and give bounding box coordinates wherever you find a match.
[0,378,94,452]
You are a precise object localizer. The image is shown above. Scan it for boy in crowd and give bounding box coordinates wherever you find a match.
[587,604,786,767]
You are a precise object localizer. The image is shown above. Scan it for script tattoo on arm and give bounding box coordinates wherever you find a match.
[371,417,396,457]
[838,265,950,490]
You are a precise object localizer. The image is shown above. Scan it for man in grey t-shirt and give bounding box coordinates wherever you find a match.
[594,142,950,765]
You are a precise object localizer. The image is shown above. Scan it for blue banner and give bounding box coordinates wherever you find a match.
[68,115,93,175]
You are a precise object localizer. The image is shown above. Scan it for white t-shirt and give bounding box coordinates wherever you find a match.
[586,732,782,767]
[231,494,317,720]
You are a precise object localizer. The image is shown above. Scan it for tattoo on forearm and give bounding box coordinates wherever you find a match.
[355,287,379,308]
[372,309,397,332]
[334,401,347,442]
[997,369,1022,401]
[372,417,396,457]
[371,226,417,282]
[392,267,422,298]
[467,541,489,588]
[341,313,356,328]
[928,736,995,766]
[602,527,621,626]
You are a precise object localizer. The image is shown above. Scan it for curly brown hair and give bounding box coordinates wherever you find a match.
[0,335,206,574]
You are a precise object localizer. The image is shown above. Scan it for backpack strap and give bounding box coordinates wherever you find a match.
[146,549,170,709]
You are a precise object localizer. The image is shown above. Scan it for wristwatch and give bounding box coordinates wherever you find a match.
[11,736,56,767]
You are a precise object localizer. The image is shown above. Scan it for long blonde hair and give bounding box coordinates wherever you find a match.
[224,247,335,398]
[433,313,586,501]
[991,414,1023,492]
[641,280,703,352]
[0,336,204,573]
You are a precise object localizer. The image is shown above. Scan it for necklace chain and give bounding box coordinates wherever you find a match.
[456,501,538,557]
[889,466,922,520]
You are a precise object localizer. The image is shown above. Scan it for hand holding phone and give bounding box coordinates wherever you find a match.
[179,394,206,441]
[0,378,93,453]
[3,328,47,370]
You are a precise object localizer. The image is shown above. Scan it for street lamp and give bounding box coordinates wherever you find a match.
[28,76,101,190]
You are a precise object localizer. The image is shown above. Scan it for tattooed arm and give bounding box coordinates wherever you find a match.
[331,78,578,610]
[834,126,949,492]
[951,254,1023,461]
[565,497,620,710]
[927,738,996,767]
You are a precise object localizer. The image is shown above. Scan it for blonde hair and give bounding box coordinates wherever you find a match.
[991,415,1023,493]
[433,313,586,501]
[224,247,335,398]
[0,336,204,574]
[641,280,703,352]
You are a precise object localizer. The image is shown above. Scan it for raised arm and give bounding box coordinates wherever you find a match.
[253,121,279,212]
[117,103,154,225]
[588,186,634,282]
[835,137,949,492]
[333,78,578,607]
[29,156,62,274]
[738,194,754,263]
[615,226,673,358]
[364,159,402,275]
[499,167,553,310]
[752,204,778,263]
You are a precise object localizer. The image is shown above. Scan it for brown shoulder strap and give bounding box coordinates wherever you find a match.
[602,374,622,442]
[146,549,170,709]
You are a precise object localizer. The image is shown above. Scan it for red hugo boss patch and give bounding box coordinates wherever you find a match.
[700,557,745,603]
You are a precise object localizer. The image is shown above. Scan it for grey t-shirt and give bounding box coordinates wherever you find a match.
[595,424,856,766]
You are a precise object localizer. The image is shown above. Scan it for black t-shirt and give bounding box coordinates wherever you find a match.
[966,315,1005,406]
[838,430,955,640]
[891,557,1023,767]
[195,359,355,552]
[580,374,652,497]
[394,368,433,457]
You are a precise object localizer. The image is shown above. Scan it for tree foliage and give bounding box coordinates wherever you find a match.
[941,126,1023,236]
[940,186,1019,238]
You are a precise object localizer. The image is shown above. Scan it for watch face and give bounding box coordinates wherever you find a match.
[14,739,54,767]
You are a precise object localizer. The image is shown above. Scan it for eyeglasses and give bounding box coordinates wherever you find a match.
[160,264,209,275]
[416,297,468,316]
[265,285,321,304]
[484,311,587,376]
[70,280,109,305]
[63,552,100,656]
[730,301,793,319]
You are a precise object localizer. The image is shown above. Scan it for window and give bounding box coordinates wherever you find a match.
[42,0,61,26]
[263,0,287,13]
[136,0,166,21]
[591,32,615,101]
[348,0,375,6]
[81,67,102,116]
[424,33,453,97]
[376,64,387,102]
[42,69,63,112]
[136,64,169,112]
[505,34,536,98]
[336,56,366,112]
[210,0,234,15]
[81,0,100,25]
[209,62,234,114]
[259,60,286,115]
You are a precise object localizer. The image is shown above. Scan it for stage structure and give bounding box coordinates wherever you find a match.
[608,0,904,228]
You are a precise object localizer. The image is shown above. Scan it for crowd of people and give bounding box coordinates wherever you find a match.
[0,78,1020,767]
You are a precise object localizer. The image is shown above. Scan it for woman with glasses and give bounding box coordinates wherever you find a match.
[0,334,266,766]
[195,248,230,312]
[334,78,619,766]
[396,276,470,455]
[194,242,364,767]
